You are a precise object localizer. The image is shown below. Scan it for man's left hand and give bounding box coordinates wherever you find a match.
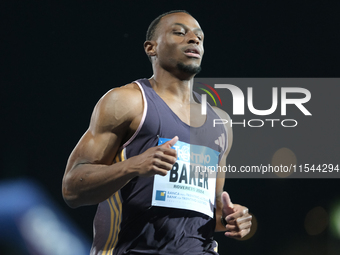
[221,191,252,239]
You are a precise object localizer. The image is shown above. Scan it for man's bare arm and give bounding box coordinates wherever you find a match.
[62,84,178,208]
[213,107,252,238]
[213,107,234,232]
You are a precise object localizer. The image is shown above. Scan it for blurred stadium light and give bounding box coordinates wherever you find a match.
[0,179,91,255]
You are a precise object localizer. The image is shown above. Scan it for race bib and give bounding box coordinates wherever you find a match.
[151,138,220,218]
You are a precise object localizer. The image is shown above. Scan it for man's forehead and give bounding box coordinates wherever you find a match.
[159,12,201,30]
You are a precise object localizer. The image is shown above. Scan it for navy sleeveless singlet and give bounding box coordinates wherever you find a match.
[90,79,228,255]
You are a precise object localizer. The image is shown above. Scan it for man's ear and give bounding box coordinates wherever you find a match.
[144,40,157,58]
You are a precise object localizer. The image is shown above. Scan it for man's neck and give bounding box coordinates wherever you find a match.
[149,70,194,105]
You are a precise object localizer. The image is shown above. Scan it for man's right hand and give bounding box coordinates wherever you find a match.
[127,136,179,177]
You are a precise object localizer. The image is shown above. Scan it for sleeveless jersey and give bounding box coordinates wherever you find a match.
[90,79,228,255]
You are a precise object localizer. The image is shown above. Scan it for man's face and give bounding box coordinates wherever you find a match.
[153,12,204,75]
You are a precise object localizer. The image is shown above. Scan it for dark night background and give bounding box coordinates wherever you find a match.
[1,1,340,254]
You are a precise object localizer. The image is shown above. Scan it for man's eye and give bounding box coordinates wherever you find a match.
[196,34,203,41]
[174,31,185,35]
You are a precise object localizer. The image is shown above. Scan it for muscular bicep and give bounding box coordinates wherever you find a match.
[65,85,143,175]
[66,128,123,173]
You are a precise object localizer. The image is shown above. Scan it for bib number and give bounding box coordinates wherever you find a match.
[151,138,220,218]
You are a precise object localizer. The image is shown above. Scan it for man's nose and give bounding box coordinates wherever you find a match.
[187,31,200,44]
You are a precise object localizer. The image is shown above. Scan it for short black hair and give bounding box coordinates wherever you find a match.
[146,10,191,41]
[145,10,191,62]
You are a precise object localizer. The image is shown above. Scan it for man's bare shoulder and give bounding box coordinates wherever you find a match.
[90,82,143,132]
[101,82,142,105]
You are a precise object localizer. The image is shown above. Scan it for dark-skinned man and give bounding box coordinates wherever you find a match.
[62,10,252,255]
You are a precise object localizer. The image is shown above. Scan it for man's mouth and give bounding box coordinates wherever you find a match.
[184,48,201,59]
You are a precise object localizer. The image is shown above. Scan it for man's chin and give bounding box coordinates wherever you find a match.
[177,62,202,75]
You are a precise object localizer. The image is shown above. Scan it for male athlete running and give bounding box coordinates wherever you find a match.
[62,10,252,255]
